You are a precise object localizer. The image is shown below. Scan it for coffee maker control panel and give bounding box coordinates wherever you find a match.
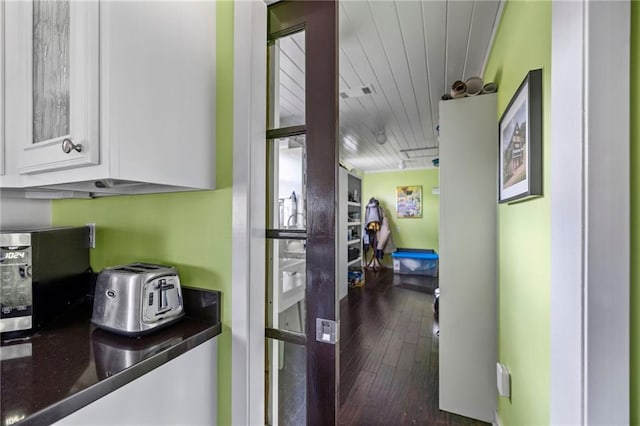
[0,233,33,333]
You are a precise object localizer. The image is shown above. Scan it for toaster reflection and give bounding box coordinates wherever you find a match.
[91,328,182,379]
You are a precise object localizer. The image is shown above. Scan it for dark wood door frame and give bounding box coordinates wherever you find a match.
[267,1,339,425]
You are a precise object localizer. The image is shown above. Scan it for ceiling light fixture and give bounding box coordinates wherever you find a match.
[342,135,359,152]
[398,160,406,169]
[399,146,439,154]
[375,130,387,145]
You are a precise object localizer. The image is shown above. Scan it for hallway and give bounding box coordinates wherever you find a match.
[339,269,487,425]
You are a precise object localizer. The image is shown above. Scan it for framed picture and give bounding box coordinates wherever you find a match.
[498,68,543,203]
[396,185,422,218]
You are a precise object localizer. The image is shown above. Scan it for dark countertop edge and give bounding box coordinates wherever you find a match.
[22,322,222,426]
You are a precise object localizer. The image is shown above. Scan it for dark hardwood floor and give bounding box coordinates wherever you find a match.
[338,268,488,426]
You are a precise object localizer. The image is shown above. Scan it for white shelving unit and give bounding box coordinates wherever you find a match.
[338,167,362,300]
[347,257,362,267]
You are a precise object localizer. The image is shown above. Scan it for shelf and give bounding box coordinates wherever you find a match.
[279,259,305,271]
[347,201,361,207]
[348,257,362,267]
[347,221,361,227]
[348,239,360,246]
[281,250,305,260]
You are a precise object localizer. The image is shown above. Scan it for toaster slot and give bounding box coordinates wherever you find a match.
[113,267,143,274]
[156,279,176,315]
[132,264,163,270]
[142,276,183,324]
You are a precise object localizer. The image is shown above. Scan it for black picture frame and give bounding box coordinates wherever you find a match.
[498,68,543,204]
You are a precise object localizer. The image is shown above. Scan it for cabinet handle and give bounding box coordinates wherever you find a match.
[61,138,83,154]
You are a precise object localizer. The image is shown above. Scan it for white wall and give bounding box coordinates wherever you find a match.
[0,195,51,229]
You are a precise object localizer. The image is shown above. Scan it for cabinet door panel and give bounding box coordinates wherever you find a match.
[18,0,98,174]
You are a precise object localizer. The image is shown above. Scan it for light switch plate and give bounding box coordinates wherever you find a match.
[316,318,339,344]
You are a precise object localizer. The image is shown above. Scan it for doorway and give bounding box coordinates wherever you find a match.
[233,1,502,424]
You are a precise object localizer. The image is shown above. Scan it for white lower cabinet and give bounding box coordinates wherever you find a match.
[1,1,216,196]
[55,338,218,426]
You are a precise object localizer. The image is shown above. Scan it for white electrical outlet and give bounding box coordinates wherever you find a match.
[496,362,510,398]
[87,223,96,248]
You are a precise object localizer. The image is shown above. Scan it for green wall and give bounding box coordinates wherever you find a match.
[51,2,234,424]
[361,168,439,255]
[483,1,551,425]
[631,1,640,423]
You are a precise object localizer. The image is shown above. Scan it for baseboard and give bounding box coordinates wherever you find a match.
[493,410,502,426]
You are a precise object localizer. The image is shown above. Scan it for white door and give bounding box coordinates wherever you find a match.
[15,1,98,174]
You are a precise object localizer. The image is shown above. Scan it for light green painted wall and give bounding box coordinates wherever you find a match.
[631,1,639,423]
[483,1,551,425]
[361,169,439,254]
[51,2,234,425]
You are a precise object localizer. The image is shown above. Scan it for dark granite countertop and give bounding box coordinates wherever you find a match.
[0,287,221,426]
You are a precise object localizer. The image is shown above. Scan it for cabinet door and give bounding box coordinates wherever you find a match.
[18,1,98,174]
[438,94,497,422]
[55,339,218,425]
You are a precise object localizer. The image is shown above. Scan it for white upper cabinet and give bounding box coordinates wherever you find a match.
[0,1,5,177]
[1,1,216,196]
[17,1,99,174]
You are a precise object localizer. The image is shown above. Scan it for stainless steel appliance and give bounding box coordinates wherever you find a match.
[0,227,91,335]
[91,263,184,336]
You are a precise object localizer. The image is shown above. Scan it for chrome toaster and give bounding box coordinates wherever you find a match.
[91,263,184,337]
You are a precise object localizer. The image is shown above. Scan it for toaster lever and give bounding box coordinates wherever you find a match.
[157,280,176,314]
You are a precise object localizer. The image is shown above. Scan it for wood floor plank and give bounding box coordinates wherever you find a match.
[381,331,405,367]
[341,325,371,369]
[338,370,376,426]
[357,363,395,425]
[380,341,416,424]
[404,315,421,344]
[360,327,393,374]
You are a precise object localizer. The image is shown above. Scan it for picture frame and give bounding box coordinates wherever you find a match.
[498,68,543,203]
[396,185,422,218]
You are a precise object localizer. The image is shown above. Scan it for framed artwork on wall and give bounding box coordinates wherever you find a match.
[396,185,422,218]
[498,68,543,203]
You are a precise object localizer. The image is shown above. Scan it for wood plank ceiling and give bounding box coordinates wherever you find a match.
[275,0,503,172]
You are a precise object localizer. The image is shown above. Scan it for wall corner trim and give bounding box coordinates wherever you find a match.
[550,1,630,424]
[230,2,267,426]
